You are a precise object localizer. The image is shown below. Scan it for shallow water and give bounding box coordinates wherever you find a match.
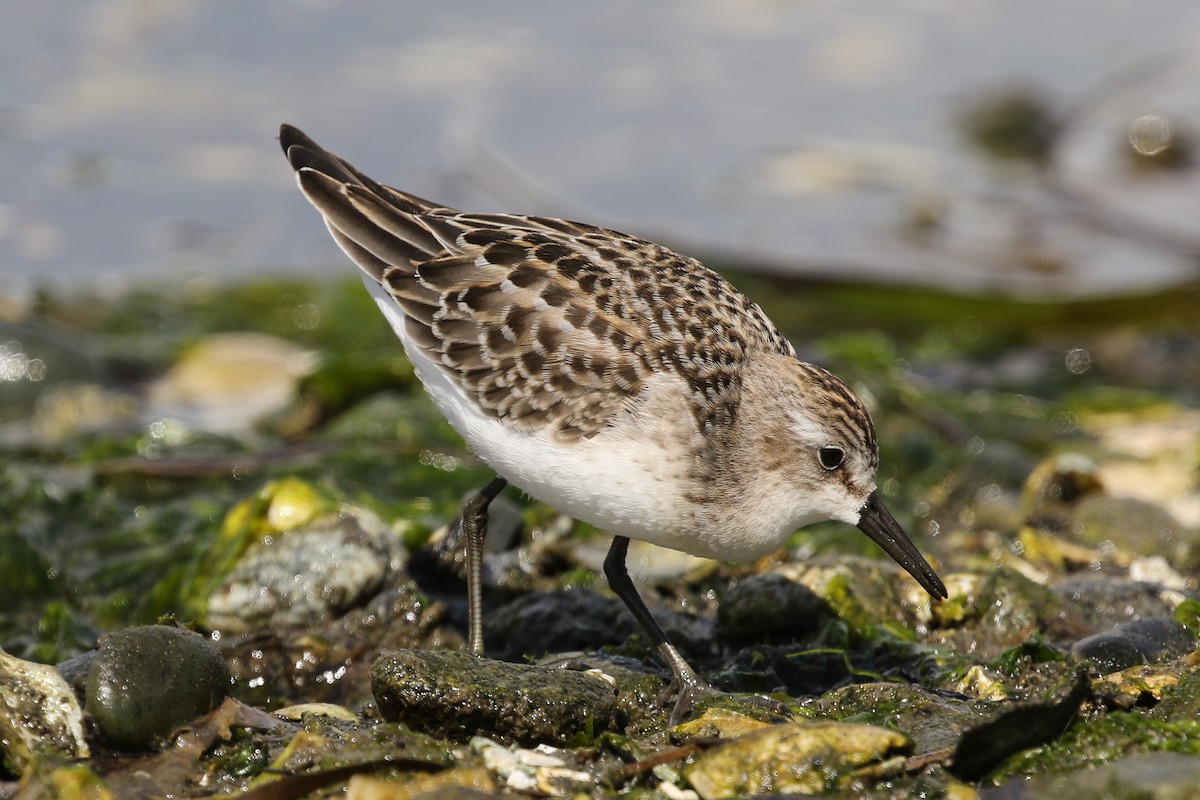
[2,1,1198,297]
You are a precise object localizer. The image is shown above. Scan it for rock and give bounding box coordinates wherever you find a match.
[1022,453,1104,522]
[535,652,668,728]
[1010,752,1200,800]
[1070,617,1195,674]
[486,590,636,660]
[85,625,230,751]
[144,331,318,435]
[1052,577,1179,632]
[1094,663,1183,708]
[949,669,1091,782]
[347,766,497,800]
[0,648,89,775]
[416,492,527,587]
[54,650,97,698]
[29,383,139,443]
[371,649,618,745]
[274,703,359,723]
[1149,662,1200,722]
[770,556,926,637]
[0,324,100,434]
[810,681,992,754]
[716,572,836,645]
[683,721,910,799]
[204,505,403,633]
[472,737,592,795]
[486,588,715,663]
[222,578,440,710]
[934,567,1091,661]
[1071,493,1194,566]
[953,664,1010,701]
[673,706,774,740]
[1020,449,1200,571]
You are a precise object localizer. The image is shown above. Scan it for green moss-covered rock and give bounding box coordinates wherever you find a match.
[810,681,992,754]
[371,649,618,745]
[85,625,230,751]
[684,721,910,798]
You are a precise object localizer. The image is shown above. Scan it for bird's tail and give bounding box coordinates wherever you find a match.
[279,123,455,281]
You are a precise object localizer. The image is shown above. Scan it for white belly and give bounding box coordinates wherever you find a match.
[365,279,691,547]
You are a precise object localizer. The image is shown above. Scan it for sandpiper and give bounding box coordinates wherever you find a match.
[279,124,947,723]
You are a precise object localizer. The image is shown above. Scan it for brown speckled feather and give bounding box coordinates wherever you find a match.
[281,124,796,441]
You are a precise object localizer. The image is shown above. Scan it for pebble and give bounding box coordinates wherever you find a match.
[1070,616,1195,674]
[716,571,836,645]
[472,737,593,795]
[0,648,89,774]
[85,625,230,751]
[204,492,404,633]
[1052,576,1179,631]
[487,588,714,663]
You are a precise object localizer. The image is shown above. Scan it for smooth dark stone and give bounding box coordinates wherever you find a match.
[1070,616,1195,674]
[85,625,230,751]
[717,572,835,645]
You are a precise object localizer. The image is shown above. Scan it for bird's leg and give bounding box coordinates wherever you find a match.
[457,475,508,656]
[604,535,721,725]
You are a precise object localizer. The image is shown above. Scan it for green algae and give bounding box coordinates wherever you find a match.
[988,633,1065,675]
[991,712,1200,783]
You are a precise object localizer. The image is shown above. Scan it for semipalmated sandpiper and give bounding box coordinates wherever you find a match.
[280,124,947,723]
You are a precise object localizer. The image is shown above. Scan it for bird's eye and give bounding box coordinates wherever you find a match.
[818,446,845,470]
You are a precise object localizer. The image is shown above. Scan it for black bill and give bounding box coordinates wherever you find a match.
[856,491,947,599]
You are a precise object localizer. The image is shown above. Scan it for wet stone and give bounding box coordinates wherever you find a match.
[1070,493,1197,569]
[54,650,96,699]
[935,566,1091,661]
[771,556,924,636]
[486,588,714,663]
[204,504,404,634]
[144,331,318,436]
[407,494,527,621]
[683,720,910,799]
[1052,576,1180,632]
[950,669,1091,783]
[486,589,635,661]
[0,648,90,775]
[809,681,993,754]
[473,737,592,795]
[536,652,669,729]
[1023,453,1105,523]
[424,492,527,570]
[715,643,851,699]
[85,625,230,751]
[716,572,837,645]
[1070,616,1195,674]
[220,578,443,710]
[371,648,619,745]
[1011,752,1200,800]
[1149,662,1200,722]
[1094,662,1185,709]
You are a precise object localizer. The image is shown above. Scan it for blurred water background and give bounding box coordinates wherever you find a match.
[2,0,1198,300]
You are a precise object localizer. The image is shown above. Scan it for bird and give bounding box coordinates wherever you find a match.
[278,124,947,724]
